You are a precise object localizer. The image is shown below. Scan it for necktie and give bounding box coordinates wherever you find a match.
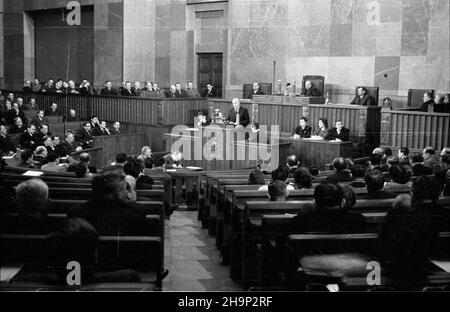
[236,111,240,126]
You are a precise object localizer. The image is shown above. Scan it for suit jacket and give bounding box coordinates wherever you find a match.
[202,88,218,98]
[166,91,178,98]
[59,140,80,156]
[0,134,16,155]
[175,90,187,98]
[7,109,26,125]
[76,129,94,148]
[121,89,137,97]
[9,125,27,135]
[93,127,110,136]
[45,109,60,116]
[186,89,200,98]
[31,116,49,129]
[227,107,250,128]
[294,126,312,138]
[301,87,321,97]
[250,89,265,99]
[132,88,142,97]
[419,100,434,112]
[351,94,376,106]
[19,132,38,150]
[100,88,118,96]
[109,128,121,135]
[328,127,350,141]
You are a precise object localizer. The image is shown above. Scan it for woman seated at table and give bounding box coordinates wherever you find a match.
[312,118,329,140]
[293,117,312,139]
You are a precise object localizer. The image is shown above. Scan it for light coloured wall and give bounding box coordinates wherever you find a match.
[225,0,450,107]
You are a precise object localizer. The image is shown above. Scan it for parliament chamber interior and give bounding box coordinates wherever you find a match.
[1,0,450,293]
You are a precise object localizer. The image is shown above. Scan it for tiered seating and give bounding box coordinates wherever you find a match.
[196,169,450,291]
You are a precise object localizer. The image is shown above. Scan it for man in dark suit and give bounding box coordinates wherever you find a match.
[226,98,250,128]
[76,122,94,149]
[93,121,111,136]
[59,132,82,156]
[9,117,27,134]
[301,80,321,97]
[327,120,350,141]
[351,87,376,106]
[419,91,435,112]
[19,124,38,150]
[109,121,121,135]
[293,117,312,138]
[0,124,16,155]
[31,110,49,129]
[175,83,187,98]
[121,81,137,96]
[202,84,217,98]
[251,82,265,99]
[6,102,26,125]
[100,81,118,96]
[90,115,101,131]
[45,103,60,116]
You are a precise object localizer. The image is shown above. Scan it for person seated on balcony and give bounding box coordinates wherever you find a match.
[419,91,434,112]
[301,80,321,97]
[54,79,64,94]
[120,81,137,97]
[100,80,118,96]
[67,80,79,94]
[93,121,111,136]
[109,121,121,135]
[202,83,218,98]
[186,81,200,98]
[45,103,60,117]
[293,117,312,139]
[31,78,41,92]
[350,87,375,106]
[152,82,166,98]
[140,81,155,98]
[23,80,33,93]
[40,78,55,93]
[79,80,96,96]
[63,109,80,122]
[175,83,187,98]
[132,81,142,97]
[166,85,178,98]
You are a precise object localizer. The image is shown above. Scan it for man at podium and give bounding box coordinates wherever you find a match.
[226,98,250,129]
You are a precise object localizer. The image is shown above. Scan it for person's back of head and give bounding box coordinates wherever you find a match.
[314,182,344,211]
[351,164,367,179]
[410,152,423,164]
[287,155,300,168]
[364,169,385,194]
[412,175,442,204]
[293,167,313,189]
[271,165,289,182]
[391,194,413,214]
[341,184,356,211]
[123,157,144,179]
[72,162,88,178]
[389,165,411,184]
[92,170,126,199]
[332,157,347,172]
[268,180,287,201]
[16,178,49,217]
[115,153,128,165]
[369,154,382,166]
[79,153,91,164]
[248,169,265,185]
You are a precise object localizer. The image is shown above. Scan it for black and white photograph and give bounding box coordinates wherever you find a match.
[1,0,450,298]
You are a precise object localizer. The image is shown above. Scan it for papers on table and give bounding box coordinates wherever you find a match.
[23,171,44,177]
[186,166,202,171]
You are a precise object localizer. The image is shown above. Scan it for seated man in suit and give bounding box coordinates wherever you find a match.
[109,121,121,135]
[291,182,366,234]
[251,82,265,99]
[186,81,200,98]
[60,132,83,156]
[31,110,49,129]
[24,98,39,111]
[419,91,435,112]
[175,83,187,98]
[293,116,312,139]
[202,83,217,98]
[120,81,137,97]
[19,124,38,150]
[76,122,94,149]
[45,103,60,117]
[301,80,321,97]
[327,120,350,142]
[0,124,16,156]
[36,124,53,146]
[350,87,376,106]
[226,98,250,128]
[9,117,27,134]
[166,85,178,98]
[326,157,354,183]
[100,80,117,96]
[361,169,397,199]
[93,121,111,136]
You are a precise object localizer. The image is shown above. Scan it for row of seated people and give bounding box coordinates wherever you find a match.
[0,169,169,286]
[292,117,350,141]
[18,77,220,99]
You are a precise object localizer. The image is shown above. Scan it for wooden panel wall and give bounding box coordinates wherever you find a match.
[381,110,450,151]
